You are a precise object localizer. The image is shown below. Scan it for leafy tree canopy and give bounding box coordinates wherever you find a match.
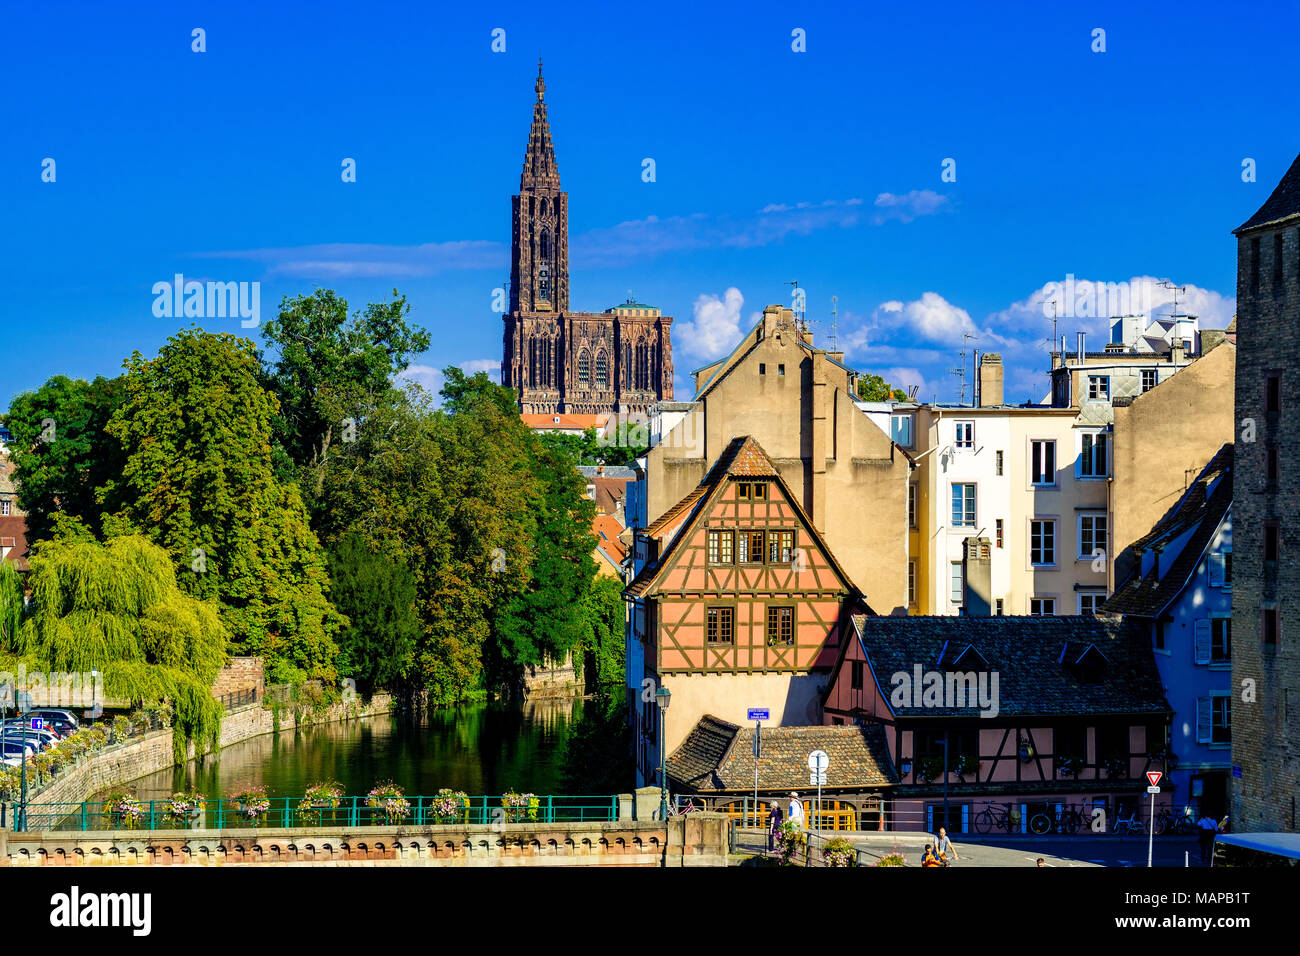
[856,372,908,402]
[100,329,343,684]
[327,532,419,697]
[260,289,430,501]
[1,535,227,762]
[3,374,125,543]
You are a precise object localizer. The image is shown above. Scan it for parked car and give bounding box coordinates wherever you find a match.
[27,710,79,734]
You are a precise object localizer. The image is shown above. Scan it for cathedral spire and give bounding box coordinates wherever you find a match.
[521,61,560,191]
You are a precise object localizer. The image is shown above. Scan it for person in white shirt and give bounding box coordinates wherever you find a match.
[788,792,806,828]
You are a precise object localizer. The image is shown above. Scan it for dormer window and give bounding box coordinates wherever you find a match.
[1061,642,1110,683]
[737,482,768,501]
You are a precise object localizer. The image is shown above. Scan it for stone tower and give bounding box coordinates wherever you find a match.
[501,64,674,417]
[1231,150,1300,832]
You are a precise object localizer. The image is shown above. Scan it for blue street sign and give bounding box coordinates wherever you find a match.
[1232,765,1243,779]
[747,708,769,721]
[30,717,43,731]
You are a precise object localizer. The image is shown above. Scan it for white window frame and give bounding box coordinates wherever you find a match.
[891,413,915,449]
[954,421,975,450]
[951,483,976,529]
[1078,429,1109,479]
[1140,369,1157,393]
[950,561,964,606]
[1078,592,1106,615]
[1030,518,1057,567]
[1029,596,1056,616]
[1030,439,1057,487]
[1087,375,1110,401]
[1078,513,1108,561]
[907,483,917,529]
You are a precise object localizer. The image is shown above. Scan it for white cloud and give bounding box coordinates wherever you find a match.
[871,190,951,224]
[197,240,505,280]
[876,291,978,343]
[675,287,750,361]
[460,358,502,380]
[396,363,443,394]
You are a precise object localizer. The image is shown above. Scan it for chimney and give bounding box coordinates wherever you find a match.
[1076,332,1086,364]
[977,353,1003,407]
[963,537,993,616]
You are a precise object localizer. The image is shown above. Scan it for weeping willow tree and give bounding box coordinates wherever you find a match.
[0,560,21,646]
[0,535,227,762]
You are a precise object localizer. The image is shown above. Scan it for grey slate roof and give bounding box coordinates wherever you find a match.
[850,615,1170,719]
[576,465,636,479]
[1104,445,1232,618]
[667,715,897,793]
[1237,151,1300,232]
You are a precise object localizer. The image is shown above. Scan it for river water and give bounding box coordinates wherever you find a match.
[117,699,585,801]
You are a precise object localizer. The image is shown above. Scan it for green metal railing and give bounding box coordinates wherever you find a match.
[13,794,620,832]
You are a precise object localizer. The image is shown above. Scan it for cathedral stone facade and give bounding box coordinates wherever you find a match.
[502,65,674,416]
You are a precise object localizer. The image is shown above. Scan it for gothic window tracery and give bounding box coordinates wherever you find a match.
[595,352,608,388]
[578,350,590,386]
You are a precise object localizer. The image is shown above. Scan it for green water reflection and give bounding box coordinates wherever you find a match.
[119,699,585,800]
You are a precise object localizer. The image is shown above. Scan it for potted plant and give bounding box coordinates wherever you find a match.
[431,788,469,824]
[776,821,807,865]
[875,851,907,867]
[231,786,271,823]
[821,836,858,867]
[366,781,410,824]
[917,756,945,783]
[1057,755,1082,778]
[955,754,981,780]
[501,790,539,823]
[297,781,344,824]
[165,789,205,827]
[103,787,145,828]
[1103,756,1129,779]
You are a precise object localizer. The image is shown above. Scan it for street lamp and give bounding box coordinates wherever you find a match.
[656,685,671,820]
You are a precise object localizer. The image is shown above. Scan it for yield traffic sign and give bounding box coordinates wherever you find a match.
[1146,771,1162,788]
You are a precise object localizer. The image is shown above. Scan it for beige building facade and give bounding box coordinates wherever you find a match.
[633,304,911,615]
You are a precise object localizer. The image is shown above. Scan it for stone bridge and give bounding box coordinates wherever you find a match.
[0,815,729,868]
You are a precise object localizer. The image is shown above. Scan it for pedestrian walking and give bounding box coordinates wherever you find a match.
[1196,813,1219,864]
[788,791,805,829]
[767,803,783,853]
[935,826,959,863]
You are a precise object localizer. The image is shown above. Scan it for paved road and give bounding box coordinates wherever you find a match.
[735,829,1206,867]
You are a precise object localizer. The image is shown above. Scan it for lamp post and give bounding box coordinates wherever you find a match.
[655,685,671,820]
[17,700,28,832]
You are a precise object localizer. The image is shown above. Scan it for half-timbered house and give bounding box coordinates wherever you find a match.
[821,614,1173,833]
[625,436,865,784]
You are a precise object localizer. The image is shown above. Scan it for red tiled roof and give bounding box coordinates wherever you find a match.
[592,476,630,516]
[0,515,31,572]
[593,514,627,567]
[520,412,611,431]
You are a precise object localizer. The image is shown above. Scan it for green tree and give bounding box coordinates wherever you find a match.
[0,560,21,647]
[100,329,343,684]
[2,535,227,762]
[579,573,627,688]
[260,289,430,502]
[3,375,125,542]
[488,438,598,688]
[560,694,633,794]
[327,533,419,696]
[537,426,647,468]
[856,372,908,402]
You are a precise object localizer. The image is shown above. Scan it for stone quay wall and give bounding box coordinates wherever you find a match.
[18,695,392,812]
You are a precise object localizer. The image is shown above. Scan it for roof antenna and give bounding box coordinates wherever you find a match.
[829,295,838,351]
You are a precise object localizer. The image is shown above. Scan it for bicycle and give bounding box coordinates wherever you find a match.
[972,801,1019,834]
[1112,810,1148,835]
[1029,804,1086,835]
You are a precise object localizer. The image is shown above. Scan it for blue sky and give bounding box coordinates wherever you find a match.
[4,0,1298,412]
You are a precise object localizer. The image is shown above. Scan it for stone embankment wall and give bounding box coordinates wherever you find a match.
[25,695,392,811]
[1,813,730,868]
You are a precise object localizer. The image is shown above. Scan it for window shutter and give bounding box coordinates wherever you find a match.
[1208,552,1225,586]
[1196,697,1212,744]
[1194,620,1212,664]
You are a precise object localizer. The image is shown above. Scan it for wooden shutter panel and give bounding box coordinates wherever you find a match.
[1207,553,1225,586]
[1194,619,1212,664]
[1196,697,1212,743]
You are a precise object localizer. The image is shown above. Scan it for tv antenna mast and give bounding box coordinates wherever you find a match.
[1158,279,1189,350]
[786,280,806,334]
[829,296,838,351]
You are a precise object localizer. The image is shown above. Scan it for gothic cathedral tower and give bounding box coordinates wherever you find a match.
[502,63,674,417]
